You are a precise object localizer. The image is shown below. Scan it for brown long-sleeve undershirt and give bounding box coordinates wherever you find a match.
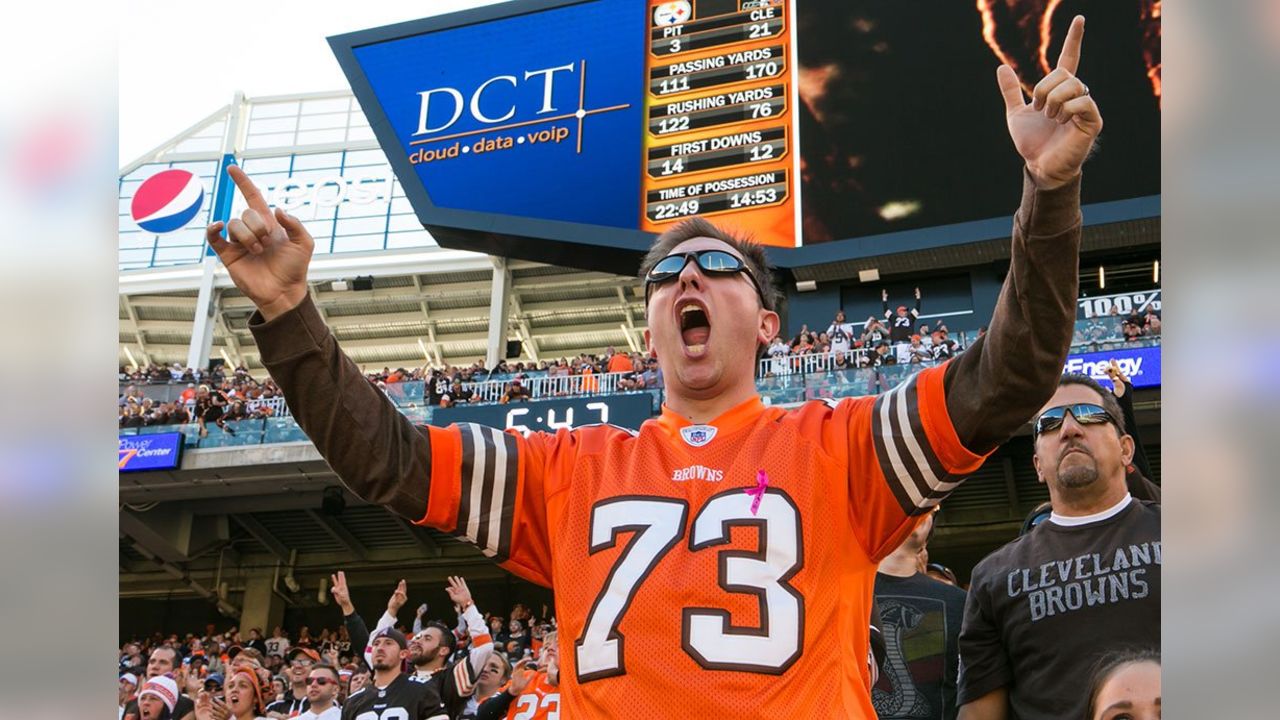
[248,170,1081,520]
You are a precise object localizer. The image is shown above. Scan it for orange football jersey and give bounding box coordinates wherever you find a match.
[504,671,560,720]
[416,365,987,717]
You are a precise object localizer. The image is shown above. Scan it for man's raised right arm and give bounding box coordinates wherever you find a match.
[207,165,431,521]
[249,295,432,520]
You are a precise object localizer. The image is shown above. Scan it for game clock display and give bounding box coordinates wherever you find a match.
[432,394,656,435]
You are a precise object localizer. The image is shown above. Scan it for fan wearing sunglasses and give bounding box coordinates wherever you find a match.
[231,15,1104,718]
[958,374,1160,720]
[296,666,340,719]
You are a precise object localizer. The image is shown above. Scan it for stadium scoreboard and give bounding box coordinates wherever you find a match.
[330,0,1160,274]
[331,0,800,272]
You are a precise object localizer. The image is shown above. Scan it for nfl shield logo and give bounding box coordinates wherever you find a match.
[680,425,717,447]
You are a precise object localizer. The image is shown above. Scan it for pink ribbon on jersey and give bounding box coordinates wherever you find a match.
[745,469,769,515]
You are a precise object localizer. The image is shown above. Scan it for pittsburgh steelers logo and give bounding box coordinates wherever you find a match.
[653,1,691,26]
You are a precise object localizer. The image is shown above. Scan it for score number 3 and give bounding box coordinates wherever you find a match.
[574,490,804,682]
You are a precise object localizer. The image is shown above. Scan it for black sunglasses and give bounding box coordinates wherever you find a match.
[1033,403,1118,436]
[644,250,766,305]
[305,676,335,686]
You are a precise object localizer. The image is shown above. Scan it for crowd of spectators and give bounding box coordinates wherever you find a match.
[762,290,970,379]
[119,296,1161,425]
[119,575,557,720]
[1073,306,1162,351]
[119,364,285,436]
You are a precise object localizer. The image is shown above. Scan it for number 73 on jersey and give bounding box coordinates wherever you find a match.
[575,488,804,682]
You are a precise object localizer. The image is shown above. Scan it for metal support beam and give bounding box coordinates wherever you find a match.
[215,310,246,368]
[121,296,154,367]
[394,516,442,557]
[186,259,220,371]
[120,510,190,565]
[509,294,540,363]
[304,510,370,560]
[486,256,512,369]
[231,514,292,564]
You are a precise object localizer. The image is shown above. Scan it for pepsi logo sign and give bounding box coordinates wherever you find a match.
[131,169,205,233]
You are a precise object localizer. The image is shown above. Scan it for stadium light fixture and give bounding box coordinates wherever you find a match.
[1098,265,1106,289]
[123,346,139,371]
[1153,260,1160,284]
[858,269,880,283]
[795,280,817,292]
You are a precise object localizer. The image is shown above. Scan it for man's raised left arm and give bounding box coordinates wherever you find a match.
[944,15,1103,453]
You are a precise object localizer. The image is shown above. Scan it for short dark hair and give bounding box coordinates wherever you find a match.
[1086,648,1160,719]
[1055,373,1126,434]
[427,622,456,655]
[638,217,779,313]
[310,664,340,682]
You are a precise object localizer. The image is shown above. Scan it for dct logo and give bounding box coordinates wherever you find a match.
[413,63,575,136]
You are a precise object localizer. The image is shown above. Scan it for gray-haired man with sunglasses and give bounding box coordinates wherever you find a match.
[957,373,1160,720]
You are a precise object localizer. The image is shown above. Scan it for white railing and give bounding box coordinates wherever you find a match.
[758,340,971,378]
[181,395,291,419]
[462,371,639,404]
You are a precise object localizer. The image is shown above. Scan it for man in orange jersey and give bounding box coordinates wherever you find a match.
[473,631,561,720]
[211,16,1101,718]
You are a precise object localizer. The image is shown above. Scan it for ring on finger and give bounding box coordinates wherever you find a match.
[1081,83,1090,96]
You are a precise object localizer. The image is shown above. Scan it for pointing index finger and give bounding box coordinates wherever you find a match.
[1056,15,1085,75]
[227,165,277,229]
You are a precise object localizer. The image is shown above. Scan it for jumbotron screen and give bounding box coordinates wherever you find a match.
[331,0,1159,264]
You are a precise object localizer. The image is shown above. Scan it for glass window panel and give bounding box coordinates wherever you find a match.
[290,153,343,171]
[193,121,226,138]
[387,214,423,232]
[120,234,155,250]
[121,165,163,181]
[296,129,347,146]
[334,215,387,236]
[251,102,299,119]
[385,231,436,249]
[248,116,300,134]
[119,248,154,264]
[347,126,376,142]
[298,112,349,131]
[154,246,203,264]
[343,149,388,168]
[156,228,207,248]
[331,233,386,253]
[173,137,221,154]
[168,160,219,175]
[337,200,388,219]
[245,132,296,150]
[240,155,292,173]
[301,97,350,114]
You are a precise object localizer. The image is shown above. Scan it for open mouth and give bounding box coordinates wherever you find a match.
[678,299,711,355]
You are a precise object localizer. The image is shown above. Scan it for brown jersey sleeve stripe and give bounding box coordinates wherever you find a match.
[453,424,478,537]
[871,389,920,515]
[901,374,952,484]
[475,426,499,554]
[493,430,519,564]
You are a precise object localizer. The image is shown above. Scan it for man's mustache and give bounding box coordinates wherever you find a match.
[1059,440,1094,463]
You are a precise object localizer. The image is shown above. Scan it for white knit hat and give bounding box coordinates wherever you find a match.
[139,675,179,713]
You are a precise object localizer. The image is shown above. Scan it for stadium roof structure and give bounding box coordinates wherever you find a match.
[119,90,651,372]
